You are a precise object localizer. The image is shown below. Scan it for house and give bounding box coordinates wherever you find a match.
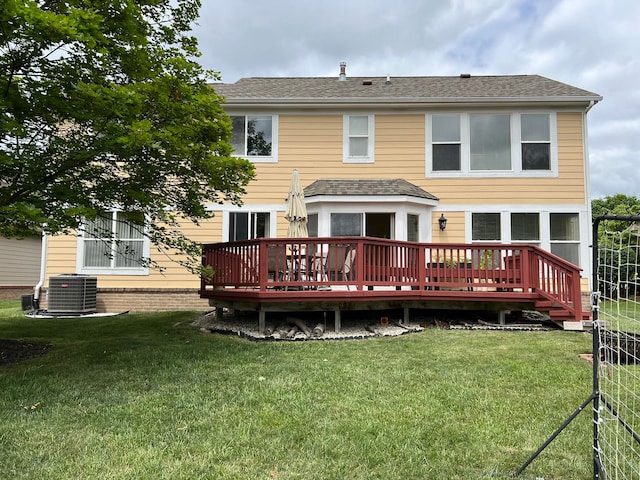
[0,236,42,301]
[41,64,601,316]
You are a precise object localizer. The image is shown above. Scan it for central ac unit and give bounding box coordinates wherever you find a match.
[48,275,97,314]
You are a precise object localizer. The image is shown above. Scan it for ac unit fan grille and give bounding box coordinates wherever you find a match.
[48,276,97,314]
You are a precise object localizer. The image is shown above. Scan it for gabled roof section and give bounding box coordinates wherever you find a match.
[213,75,601,106]
[304,179,439,201]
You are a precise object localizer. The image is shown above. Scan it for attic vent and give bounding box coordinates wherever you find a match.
[339,61,347,81]
[47,275,97,314]
[362,79,373,85]
[460,73,471,78]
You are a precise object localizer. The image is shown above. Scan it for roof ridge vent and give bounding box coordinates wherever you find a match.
[460,73,471,78]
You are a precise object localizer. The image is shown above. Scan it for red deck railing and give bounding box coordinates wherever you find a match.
[200,237,585,322]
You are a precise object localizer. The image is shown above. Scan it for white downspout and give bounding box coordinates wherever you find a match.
[33,231,48,309]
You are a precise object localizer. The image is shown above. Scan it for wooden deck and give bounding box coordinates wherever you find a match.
[200,237,588,331]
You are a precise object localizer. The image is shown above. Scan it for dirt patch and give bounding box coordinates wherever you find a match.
[0,339,51,368]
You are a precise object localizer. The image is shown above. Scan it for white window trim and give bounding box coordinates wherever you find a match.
[343,114,375,163]
[426,112,557,177]
[462,208,588,276]
[76,212,150,276]
[231,114,279,163]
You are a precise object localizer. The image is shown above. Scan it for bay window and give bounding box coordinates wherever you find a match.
[331,213,363,236]
[407,214,419,242]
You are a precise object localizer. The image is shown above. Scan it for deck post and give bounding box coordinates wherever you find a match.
[334,310,341,333]
[404,307,410,324]
[259,310,266,332]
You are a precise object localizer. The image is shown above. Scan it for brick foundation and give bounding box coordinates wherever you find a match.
[40,288,211,313]
[582,291,593,319]
[0,286,35,300]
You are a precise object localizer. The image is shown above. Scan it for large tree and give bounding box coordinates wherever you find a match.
[592,193,640,220]
[592,194,640,294]
[0,0,254,270]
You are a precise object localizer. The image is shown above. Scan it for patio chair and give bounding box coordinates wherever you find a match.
[267,245,286,283]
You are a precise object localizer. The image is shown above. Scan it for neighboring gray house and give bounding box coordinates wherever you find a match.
[0,236,41,299]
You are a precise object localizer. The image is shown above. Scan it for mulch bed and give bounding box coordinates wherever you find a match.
[0,339,51,368]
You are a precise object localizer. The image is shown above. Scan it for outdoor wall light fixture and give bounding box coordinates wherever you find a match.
[438,213,448,231]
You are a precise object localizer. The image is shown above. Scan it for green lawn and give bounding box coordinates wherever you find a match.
[599,298,640,333]
[0,300,594,479]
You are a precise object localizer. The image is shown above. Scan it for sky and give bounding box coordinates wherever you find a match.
[190,0,640,200]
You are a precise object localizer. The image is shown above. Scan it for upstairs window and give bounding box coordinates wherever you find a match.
[344,115,374,163]
[427,112,556,176]
[230,115,277,162]
[521,114,551,170]
[470,114,511,170]
[432,114,461,171]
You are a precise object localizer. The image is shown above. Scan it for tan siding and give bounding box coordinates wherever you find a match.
[0,237,41,286]
[431,211,465,243]
[45,111,590,293]
[425,111,586,205]
[45,216,223,290]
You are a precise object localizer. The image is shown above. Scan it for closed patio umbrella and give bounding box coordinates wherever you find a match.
[285,169,308,238]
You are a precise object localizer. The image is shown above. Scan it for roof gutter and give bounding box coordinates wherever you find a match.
[585,99,598,113]
[222,95,602,106]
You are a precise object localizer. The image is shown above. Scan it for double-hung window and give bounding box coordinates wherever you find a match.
[521,114,551,170]
[432,114,461,171]
[78,211,148,275]
[427,112,556,176]
[550,213,580,265]
[230,115,277,162]
[344,115,374,163]
[471,213,502,269]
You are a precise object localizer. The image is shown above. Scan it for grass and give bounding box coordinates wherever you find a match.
[599,298,640,333]
[0,300,595,479]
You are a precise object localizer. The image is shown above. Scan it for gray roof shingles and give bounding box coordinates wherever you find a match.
[213,75,601,103]
[304,179,439,201]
